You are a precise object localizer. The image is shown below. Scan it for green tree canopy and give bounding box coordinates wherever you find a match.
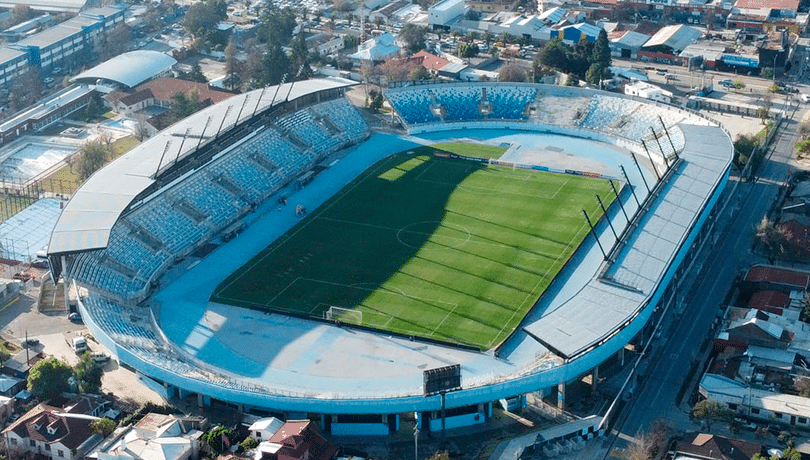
[77,141,108,182]
[90,418,117,437]
[592,29,611,69]
[74,352,104,394]
[691,399,732,430]
[28,357,72,401]
[203,426,237,456]
[184,0,227,48]
[399,24,428,53]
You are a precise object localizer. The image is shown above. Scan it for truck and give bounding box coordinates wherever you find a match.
[72,337,87,353]
[64,332,87,353]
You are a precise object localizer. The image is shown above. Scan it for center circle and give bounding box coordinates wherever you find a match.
[396,221,471,250]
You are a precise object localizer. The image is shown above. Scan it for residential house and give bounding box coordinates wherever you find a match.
[88,413,206,460]
[255,420,336,460]
[2,403,103,460]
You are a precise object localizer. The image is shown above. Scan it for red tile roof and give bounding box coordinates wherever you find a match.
[3,403,97,450]
[748,290,790,310]
[412,50,450,71]
[734,0,799,11]
[746,265,810,290]
[268,420,336,460]
[136,78,233,105]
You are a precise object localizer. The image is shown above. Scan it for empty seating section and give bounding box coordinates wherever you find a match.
[67,98,369,303]
[533,95,589,125]
[217,153,274,202]
[578,96,641,132]
[310,98,369,145]
[486,86,537,120]
[127,196,206,254]
[250,128,315,177]
[275,110,339,155]
[176,174,243,228]
[82,296,160,348]
[432,86,482,121]
[385,90,440,125]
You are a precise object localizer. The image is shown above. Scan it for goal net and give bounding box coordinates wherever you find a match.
[324,306,363,325]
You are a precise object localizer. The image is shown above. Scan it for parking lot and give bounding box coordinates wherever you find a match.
[0,274,164,410]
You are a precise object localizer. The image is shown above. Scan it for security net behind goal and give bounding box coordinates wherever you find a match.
[324,306,363,325]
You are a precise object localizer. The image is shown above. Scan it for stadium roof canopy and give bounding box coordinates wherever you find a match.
[523,124,732,358]
[48,78,356,255]
[0,0,86,13]
[73,51,178,89]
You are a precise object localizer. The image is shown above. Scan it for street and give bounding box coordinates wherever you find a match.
[601,94,802,453]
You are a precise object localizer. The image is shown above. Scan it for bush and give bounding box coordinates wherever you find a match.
[240,437,258,452]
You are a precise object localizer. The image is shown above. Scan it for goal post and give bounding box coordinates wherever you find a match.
[324,306,363,325]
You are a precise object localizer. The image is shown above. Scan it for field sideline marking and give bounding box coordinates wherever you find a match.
[415,160,572,200]
[268,276,302,306]
[430,303,460,337]
[487,200,601,348]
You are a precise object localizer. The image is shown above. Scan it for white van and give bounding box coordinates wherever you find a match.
[72,337,87,354]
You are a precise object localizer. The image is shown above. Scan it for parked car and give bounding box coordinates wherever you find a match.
[22,338,39,348]
[718,79,733,87]
[91,352,110,363]
[68,312,82,323]
[801,93,810,103]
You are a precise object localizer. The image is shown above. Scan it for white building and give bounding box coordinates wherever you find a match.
[428,0,465,27]
[624,81,673,104]
[88,413,205,460]
[248,417,283,443]
[2,404,102,460]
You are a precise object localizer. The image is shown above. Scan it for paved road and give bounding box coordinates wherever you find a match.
[599,106,803,453]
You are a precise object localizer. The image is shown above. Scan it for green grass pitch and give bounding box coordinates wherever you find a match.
[212,146,615,350]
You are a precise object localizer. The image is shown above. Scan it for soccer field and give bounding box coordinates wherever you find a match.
[212,147,615,350]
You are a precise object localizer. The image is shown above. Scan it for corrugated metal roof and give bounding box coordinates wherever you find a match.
[643,24,702,52]
[73,51,177,89]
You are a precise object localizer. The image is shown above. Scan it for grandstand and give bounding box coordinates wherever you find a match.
[47,80,733,437]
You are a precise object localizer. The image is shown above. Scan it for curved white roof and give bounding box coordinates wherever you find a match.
[73,51,177,89]
[48,78,356,255]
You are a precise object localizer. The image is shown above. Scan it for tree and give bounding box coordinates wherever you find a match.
[343,34,359,50]
[257,6,297,47]
[84,92,105,121]
[8,5,35,28]
[203,426,237,456]
[90,418,117,437]
[761,67,774,79]
[399,24,428,53]
[783,447,802,460]
[74,352,104,394]
[691,399,731,430]
[368,89,384,112]
[732,80,746,91]
[77,141,108,182]
[536,38,569,73]
[28,357,72,401]
[768,82,780,93]
[240,437,258,452]
[756,216,792,264]
[457,42,478,59]
[498,62,528,82]
[586,63,606,86]
[381,58,421,82]
[184,0,227,49]
[224,39,239,91]
[734,133,758,165]
[592,29,611,69]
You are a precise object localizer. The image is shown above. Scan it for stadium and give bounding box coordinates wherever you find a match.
[46,78,733,436]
